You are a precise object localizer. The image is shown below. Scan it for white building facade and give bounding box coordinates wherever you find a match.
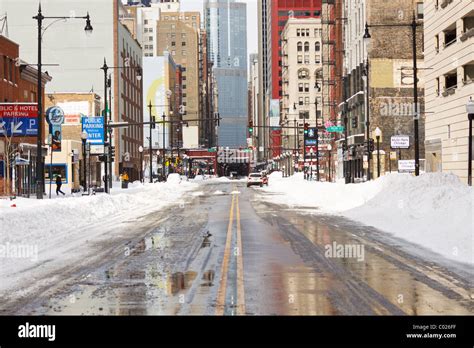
[281,18,323,155]
[424,0,474,183]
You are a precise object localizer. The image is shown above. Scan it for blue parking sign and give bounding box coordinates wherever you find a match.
[81,117,104,145]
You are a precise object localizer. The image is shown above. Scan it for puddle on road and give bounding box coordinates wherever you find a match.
[169,271,197,295]
[201,270,215,287]
[277,209,473,315]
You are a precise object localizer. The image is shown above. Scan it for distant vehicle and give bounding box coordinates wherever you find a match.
[247,172,264,187]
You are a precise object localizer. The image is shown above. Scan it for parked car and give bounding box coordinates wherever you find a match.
[247,172,264,187]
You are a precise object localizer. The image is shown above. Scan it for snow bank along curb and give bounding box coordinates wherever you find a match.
[261,172,473,265]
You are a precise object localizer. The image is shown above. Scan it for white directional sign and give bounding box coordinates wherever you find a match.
[398,159,415,173]
[391,135,410,149]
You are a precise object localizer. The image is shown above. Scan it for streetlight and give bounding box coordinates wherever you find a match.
[327,143,332,182]
[375,127,382,178]
[156,150,161,181]
[467,98,474,186]
[363,24,372,181]
[81,131,88,192]
[33,5,93,199]
[364,15,421,176]
[138,145,144,183]
[101,59,142,193]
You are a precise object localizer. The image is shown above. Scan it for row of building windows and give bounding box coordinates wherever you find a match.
[296,28,322,37]
[296,55,321,64]
[163,15,197,21]
[297,41,320,52]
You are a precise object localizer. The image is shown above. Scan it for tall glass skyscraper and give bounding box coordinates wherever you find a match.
[205,0,248,148]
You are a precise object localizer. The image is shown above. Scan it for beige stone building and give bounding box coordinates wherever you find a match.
[281,18,324,154]
[44,93,102,190]
[424,0,474,183]
[156,12,201,143]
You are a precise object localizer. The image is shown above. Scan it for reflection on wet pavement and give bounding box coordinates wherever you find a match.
[6,181,473,316]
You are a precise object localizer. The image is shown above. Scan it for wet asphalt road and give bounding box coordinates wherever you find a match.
[3,180,473,315]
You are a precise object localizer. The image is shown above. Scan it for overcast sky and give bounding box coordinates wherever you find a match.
[181,0,258,57]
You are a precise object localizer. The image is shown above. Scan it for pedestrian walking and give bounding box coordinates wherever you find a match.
[56,175,65,196]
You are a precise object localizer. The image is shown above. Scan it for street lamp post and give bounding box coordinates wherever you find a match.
[327,143,332,182]
[81,131,88,192]
[467,98,474,186]
[33,5,93,199]
[363,25,372,181]
[138,145,144,183]
[375,127,382,178]
[364,14,421,176]
[101,59,142,192]
[310,148,314,180]
[315,97,320,182]
[147,101,154,184]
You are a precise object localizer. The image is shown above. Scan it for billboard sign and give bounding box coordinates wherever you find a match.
[46,106,65,152]
[0,103,38,137]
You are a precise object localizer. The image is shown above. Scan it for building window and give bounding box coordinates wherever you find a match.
[444,25,457,47]
[304,83,309,92]
[315,41,320,51]
[299,111,309,119]
[297,55,303,64]
[304,55,310,64]
[444,70,457,94]
[297,42,302,52]
[192,16,197,20]
[304,42,310,52]
[299,83,304,92]
[171,41,176,46]
[435,35,439,52]
[299,97,304,105]
[149,36,153,41]
[181,33,186,38]
[417,3,424,20]
[436,77,440,95]
[171,24,176,30]
[182,50,187,56]
[306,29,310,36]
[304,97,310,105]
[182,42,186,46]
[297,29,301,36]
[298,68,309,79]
[315,55,321,64]
[144,20,148,24]
[172,50,176,55]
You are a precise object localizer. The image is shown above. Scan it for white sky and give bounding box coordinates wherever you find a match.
[180,0,258,58]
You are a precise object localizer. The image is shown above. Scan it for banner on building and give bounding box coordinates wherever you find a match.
[46,106,65,152]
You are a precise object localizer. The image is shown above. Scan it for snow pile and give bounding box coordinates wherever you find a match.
[0,181,196,292]
[261,172,473,264]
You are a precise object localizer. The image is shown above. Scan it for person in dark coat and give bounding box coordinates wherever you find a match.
[56,175,65,196]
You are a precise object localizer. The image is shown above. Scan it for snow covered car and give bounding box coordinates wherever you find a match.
[247,173,264,187]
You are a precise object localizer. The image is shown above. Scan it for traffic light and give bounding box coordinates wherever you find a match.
[351,116,358,128]
[151,116,156,129]
[369,138,375,152]
[304,123,309,135]
[248,120,254,134]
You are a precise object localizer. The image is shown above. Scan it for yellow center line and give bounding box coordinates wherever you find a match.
[215,189,235,315]
[235,193,246,315]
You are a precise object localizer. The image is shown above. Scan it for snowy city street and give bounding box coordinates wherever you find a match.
[1,173,472,315]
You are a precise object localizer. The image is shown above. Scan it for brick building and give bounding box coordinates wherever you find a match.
[0,35,51,196]
[340,0,425,181]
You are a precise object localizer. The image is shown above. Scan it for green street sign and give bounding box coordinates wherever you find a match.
[326,126,345,132]
[208,147,217,152]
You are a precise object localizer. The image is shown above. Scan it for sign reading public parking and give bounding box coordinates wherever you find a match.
[391,135,410,149]
[0,103,38,137]
[82,117,105,145]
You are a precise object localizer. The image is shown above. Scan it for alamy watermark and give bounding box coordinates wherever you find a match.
[0,242,38,262]
[379,99,422,119]
[324,241,365,262]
